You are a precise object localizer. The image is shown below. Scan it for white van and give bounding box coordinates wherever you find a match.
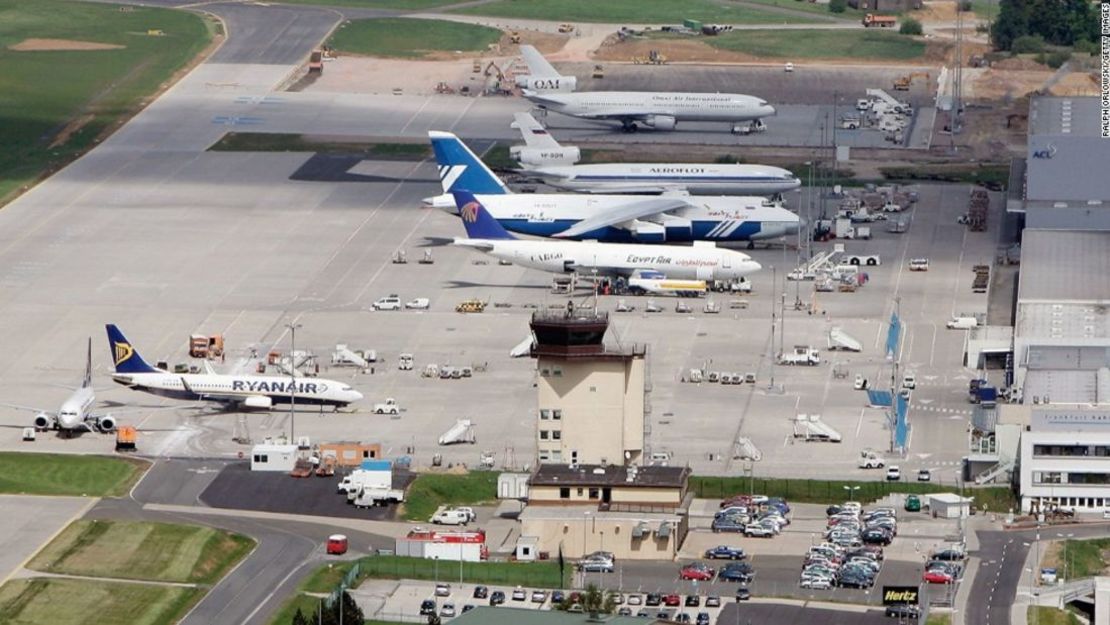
[431,509,470,526]
[946,316,978,330]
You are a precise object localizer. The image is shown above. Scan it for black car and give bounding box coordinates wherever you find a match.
[473,585,489,599]
[885,604,921,618]
[932,549,966,561]
[420,600,437,616]
[617,607,632,616]
[675,613,692,623]
[656,610,673,619]
[826,505,843,517]
[862,529,893,545]
[489,591,506,606]
[838,573,873,589]
[552,590,565,604]
[735,586,751,601]
[646,593,663,607]
[462,605,476,614]
[637,610,651,617]
[697,613,711,625]
[685,595,700,607]
[719,562,755,583]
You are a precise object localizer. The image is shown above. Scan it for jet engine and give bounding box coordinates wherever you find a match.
[644,115,677,131]
[243,396,274,410]
[630,220,666,243]
[510,146,581,167]
[97,415,116,433]
[562,260,578,273]
[34,413,51,429]
[661,216,693,241]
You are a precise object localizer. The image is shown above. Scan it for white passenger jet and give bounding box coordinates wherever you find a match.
[427,131,800,244]
[106,325,363,410]
[450,190,762,280]
[1,339,128,434]
[510,112,800,195]
[515,46,774,132]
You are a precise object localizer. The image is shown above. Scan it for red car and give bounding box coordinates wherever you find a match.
[663,594,682,606]
[680,564,715,581]
[923,569,954,584]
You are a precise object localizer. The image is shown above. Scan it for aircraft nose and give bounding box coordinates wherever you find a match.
[747,259,763,273]
[351,390,364,402]
[763,104,777,117]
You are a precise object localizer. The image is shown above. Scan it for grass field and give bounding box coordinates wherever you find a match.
[402,471,499,521]
[1057,538,1110,580]
[695,29,927,59]
[690,475,1017,511]
[881,163,1009,188]
[329,18,502,58]
[454,0,817,24]
[360,555,565,587]
[0,577,202,625]
[732,0,862,18]
[926,614,952,625]
[0,0,212,204]
[29,520,254,585]
[0,453,144,497]
[1028,606,1083,625]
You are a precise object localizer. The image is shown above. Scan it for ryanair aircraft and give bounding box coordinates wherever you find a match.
[106,325,363,410]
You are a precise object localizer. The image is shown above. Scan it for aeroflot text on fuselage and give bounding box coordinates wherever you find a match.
[649,167,706,174]
[231,380,326,394]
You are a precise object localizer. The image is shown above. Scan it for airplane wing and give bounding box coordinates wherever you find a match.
[178,376,243,404]
[520,45,561,77]
[511,112,561,150]
[553,197,692,239]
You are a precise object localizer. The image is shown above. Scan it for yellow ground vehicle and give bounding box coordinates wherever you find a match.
[456,299,487,313]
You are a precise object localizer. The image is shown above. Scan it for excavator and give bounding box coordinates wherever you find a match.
[893,72,930,91]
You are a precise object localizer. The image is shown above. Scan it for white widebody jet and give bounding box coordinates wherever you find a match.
[514,45,577,93]
[525,89,776,132]
[0,339,149,433]
[427,131,801,243]
[449,190,762,281]
[510,113,800,195]
[106,325,363,410]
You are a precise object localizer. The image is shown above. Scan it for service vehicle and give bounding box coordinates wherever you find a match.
[405,298,430,310]
[432,508,471,525]
[373,398,400,415]
[373,295,402,311]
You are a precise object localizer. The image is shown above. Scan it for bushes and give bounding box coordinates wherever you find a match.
[1011,34,1045,53]
[1039,49,1071,68]
[900,18,923,35]
[828,0,847,13]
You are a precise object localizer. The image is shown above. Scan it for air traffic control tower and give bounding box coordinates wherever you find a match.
[529,307,648,467]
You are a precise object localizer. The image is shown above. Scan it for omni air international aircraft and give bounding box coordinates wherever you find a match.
[450,190,762,281]
[106,325,363,410]
[426,131,801,244]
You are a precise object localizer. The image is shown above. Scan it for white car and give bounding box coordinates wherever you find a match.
[800,575,834,589]
[886,466,902,481]
[902,374,917,390]
[784,62,795,72]
[373,295,402,311]
[405,298,430,310]
[373,398,399,415]
[435,584,451,597]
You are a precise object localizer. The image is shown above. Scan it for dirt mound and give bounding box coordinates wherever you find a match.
[594,37,759,63]
[910,0,958,23]
[8,38,124,52]
[991,56,1047,71]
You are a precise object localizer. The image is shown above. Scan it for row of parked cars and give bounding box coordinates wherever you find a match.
[798,502,895,590]
[922,546,966,584]
[711,494,791,537]
[422,583,737,624]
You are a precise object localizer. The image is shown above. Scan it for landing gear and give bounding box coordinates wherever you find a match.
[621,121,638,133]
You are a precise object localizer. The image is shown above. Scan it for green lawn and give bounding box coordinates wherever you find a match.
[926,614,952,625]
[402,471,499,521]
[0,577,202,625]
[0,453,144,497]
[28,520,254,585]
[690,475,1017,511]
[358,555,566,587]
[0,0,212,204]
[728,0,861,18]
[1058,538,1110,580]
[695,28,927,59]
[881,163,1009,188]
[454,0,817,24]
[1028,607,1083,625]
[329,18,502,58]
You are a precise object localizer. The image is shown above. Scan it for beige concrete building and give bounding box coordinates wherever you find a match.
[518,463,691,560]
[530,310,647,466]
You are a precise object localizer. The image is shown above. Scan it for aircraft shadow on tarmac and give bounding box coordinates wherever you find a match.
[444,280,550,290]
[289,154,438,184]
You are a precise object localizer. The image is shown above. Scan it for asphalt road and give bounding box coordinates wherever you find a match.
[719,602,894,625]
[205,2,342,66]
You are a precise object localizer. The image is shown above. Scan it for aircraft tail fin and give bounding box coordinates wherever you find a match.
[105,324,159,374]
[452,191,516,241]
[428,131,509,196]
[83,337,92,388]
[512,112,562,150]
[520,45,561,78]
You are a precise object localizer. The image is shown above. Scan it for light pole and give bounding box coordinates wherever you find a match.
[843,484,861,503]
[285,322,302,442]
[1056,533,1074,580]
[583,511,591,560]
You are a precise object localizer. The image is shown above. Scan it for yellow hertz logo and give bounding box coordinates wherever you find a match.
[884,589,918,603]
[461,201,480,223]
[113,341,134,366]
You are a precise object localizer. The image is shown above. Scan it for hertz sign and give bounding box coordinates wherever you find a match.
[882,586,919,606]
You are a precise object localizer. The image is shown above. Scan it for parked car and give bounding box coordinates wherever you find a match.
[735,586,751,601]
[697,612,711,625]
[680,563,715,581]
[462,604,475,613]
[745,524,774,538]
[705,545,747,560]
[685,595,700,607]
[440,603,456,617]
[923,569,955,584]
[917,468,932,482]
[579,554,615,573]
[405,297,430,310]
[531,590,547,603]
[372,295,402,311]
[663,594,682,607]
[472,586,488,599]
[435,584,451,597]
[800,575,834,589]
[932,549,966,561]
[905,495,922,512]
[627,595,643,606]
[886,466,902,481]
[489,591,505,606]
[705,596,721,608]
[618,608,632,616]
[551,590,564,604]
[511,587,527,601]
[646,593,663,607]
[719,562,755,583]
[712,517,747,533]
[420,599,436,616]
